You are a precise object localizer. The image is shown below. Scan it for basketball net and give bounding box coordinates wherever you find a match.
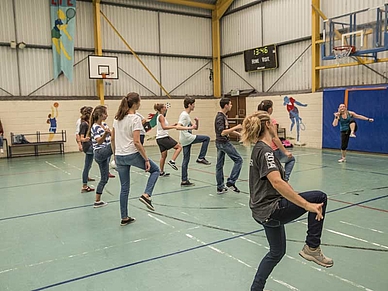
[333,45,355,66]
[101,73,112,86]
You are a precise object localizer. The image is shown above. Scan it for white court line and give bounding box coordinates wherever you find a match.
[299,221,388,249]
[240,236,374,291]
[45,161,71,175]
[186,234,298,290]
[0,225,200,275]
[148,213,175,228]
[340,221,384,234]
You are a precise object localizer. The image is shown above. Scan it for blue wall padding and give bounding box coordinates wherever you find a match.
[323,87,388,154]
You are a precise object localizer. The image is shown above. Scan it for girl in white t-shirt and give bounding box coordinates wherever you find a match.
[154,103,195,176]
[111,93,160,226]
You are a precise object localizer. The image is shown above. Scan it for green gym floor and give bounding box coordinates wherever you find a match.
[0,142,387,291]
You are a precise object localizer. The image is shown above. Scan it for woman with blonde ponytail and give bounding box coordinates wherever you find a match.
[111,93,160,226]
[241,111,333,291]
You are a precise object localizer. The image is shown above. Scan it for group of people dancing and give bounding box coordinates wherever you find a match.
[73,93,375,291]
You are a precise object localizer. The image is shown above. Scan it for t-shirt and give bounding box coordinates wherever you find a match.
[156,114,169,139]
[91,122,111,151]
[178,111,196,146]
[112,114,143,156]
[249,141,285,223]
[214,112,229,143]
[75,118,81,135]
[79,121,92,153]
[135,112,146,136]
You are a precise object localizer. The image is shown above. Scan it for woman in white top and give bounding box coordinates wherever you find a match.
[111,93,160,225]
[154,103,195,176]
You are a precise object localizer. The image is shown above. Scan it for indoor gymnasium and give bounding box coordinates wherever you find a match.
[0,0,387,290]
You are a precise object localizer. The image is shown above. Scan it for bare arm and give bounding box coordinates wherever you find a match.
[332,112,340,127]
[194,117,199,130]
[349,111,374,122]
[110,128,116,156]
[267,171,324,220]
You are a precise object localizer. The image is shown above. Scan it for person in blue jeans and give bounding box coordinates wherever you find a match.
[79,106,95,193]
[214,97,243,194]
[89,105,113,208]
[178,97,211,186]
[240,111,333,291]
[111,92,160,226]
[258,100,295,181]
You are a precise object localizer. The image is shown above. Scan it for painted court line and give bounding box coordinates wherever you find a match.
[29,194,388,290]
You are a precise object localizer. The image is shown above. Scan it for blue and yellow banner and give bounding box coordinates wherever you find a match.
[50,0,76,81]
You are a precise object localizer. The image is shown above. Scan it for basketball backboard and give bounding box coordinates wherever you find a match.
[88,55,118,79]
[321,4,388,61]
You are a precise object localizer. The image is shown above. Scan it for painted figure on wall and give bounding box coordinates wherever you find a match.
[47,103,59,141]
[283,96,307,145]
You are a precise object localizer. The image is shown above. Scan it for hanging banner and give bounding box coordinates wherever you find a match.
[50,0,76,81]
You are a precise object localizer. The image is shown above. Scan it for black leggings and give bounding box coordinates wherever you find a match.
[340,120,357,150]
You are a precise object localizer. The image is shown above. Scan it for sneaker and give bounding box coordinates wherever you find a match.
[196,158,211,165]
[217,187,228,194]
[160,171,170,177]
[299,244,333,268]
[120,217,136,226]
[338,157,346,163]
[139,195,155,211]
[181,180,195,186]
[349,133,356,138]
[167,160,178,171]
[226,182,240,193]
[108,173,115,178]
[93,200,108,208]
[0,149,3,154]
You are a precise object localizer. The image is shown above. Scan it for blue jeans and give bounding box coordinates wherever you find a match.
[274,149,295,181]
[251,190,327,291]
[94,145,113,195]
[181,135,210,182]
[82,149,94,184]
[116,152,160,219]
[215,141,243,188]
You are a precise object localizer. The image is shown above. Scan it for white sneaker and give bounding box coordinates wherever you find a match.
[349,133,356,138]
[0,149,3,154]
[338,157,346,163]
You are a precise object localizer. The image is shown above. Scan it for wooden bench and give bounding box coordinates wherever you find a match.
[7,130,67,158]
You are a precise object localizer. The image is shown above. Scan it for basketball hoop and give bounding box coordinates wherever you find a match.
[101,72,112,86]
[333,45,356,65]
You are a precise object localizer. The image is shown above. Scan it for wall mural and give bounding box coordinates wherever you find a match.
[46,102,59,141]
[283,96,307,146]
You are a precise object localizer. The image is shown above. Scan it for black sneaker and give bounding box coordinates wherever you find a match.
[226,182,240,193]
[167,160,178,170]
[181,180,195,186]
[93,200,108,208]
[196,158,211,165]
[120,217,136,226]
[217,187,228,194]
[139,195,155,211]
[160,171,170,177]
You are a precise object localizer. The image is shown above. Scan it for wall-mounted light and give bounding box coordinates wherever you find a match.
[18,42,26,49]
[10,41,26,49]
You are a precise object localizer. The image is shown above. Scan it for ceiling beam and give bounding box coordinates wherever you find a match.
[214,0,234,19]
[157,0,215,10]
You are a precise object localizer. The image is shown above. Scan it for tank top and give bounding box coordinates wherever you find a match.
[339,112,352,132]
[156,114,169,139]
